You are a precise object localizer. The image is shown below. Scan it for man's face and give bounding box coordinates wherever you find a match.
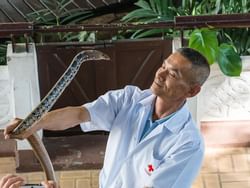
[151,52,194,102]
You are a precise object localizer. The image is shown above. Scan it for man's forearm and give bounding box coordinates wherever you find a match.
[37,106,90,131]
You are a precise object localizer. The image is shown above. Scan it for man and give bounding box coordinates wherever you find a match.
[5,47,210,188]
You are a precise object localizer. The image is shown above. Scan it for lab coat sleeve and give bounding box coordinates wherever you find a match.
[80,87,127,132]
[144,141,204,188]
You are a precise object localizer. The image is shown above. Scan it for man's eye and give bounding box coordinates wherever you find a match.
[169,73,176,78]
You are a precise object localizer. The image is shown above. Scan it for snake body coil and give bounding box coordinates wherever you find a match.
[10,50,110,183]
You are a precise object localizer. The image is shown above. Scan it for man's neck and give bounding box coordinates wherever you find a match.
[152,97,185,121]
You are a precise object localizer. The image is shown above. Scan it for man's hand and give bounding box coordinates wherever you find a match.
[0,174,59,188]
[0,174,24,188]
[4,118,23,139]
[41,181,59,188]
[4,118,39,140]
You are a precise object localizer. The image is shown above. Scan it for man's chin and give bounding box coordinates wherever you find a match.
[150,85,160,95]
[150,84,155,91]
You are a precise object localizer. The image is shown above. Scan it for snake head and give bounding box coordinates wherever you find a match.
[77,50,110,62]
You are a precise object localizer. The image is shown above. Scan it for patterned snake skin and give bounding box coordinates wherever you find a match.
[10,50,110,183]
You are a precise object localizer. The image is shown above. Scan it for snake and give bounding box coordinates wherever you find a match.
[9,50,110,184]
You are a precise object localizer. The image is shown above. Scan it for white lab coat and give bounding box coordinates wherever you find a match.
[81,86,204,188]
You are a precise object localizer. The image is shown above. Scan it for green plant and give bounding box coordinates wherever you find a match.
[27,0,94,25]
[189,28,242,76]
[215,0,250,55]
[0,44,7,65]
[179,0,250,56]
[62,31,96,42]
[218,29,250,55]
[121,0,247,76]
[27,0,94,42]
[121,0,176,38]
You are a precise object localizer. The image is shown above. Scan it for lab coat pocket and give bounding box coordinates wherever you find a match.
[144,158,161,176]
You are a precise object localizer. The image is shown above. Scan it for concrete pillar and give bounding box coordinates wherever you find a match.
[2,43,41,150]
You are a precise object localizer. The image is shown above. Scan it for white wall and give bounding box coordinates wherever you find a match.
[0,43,41,150]
[0,66,14,128]
[197,57,250,122]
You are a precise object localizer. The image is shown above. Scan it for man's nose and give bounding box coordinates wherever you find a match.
[158,68,168,81]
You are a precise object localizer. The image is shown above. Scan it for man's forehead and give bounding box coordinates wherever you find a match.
[165,52,192,69]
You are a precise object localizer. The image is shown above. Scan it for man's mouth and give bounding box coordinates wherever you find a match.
[154,80,163,87]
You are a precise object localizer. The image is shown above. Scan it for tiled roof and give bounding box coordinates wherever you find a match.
[0,0,134,23]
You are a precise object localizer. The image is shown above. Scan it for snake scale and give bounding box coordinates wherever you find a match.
[9,50,110,184]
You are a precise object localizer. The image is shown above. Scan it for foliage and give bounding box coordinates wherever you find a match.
[189,28,218,65]
[27,0,95,42]
[121,0,176,38]
[121,0,249,76]
[62,31,96,42]
[177,0,250,56]
[27,0,94,25]
[189,29,242,76]
[216,1,250,55]
[0,44,7,65]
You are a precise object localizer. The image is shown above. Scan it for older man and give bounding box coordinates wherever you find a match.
[5,47,210,188]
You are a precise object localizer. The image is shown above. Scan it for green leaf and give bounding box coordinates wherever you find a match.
[135,0,152,11]
[162,0,174,15]
[61,11,93,24]
[0,44,7,65]
[64,33,79,41]
[217,44,242,76]
[149,0,157,12]
[242,0,247,13]
[58,0,73,13]
[161,0,168,15]
[41,0,56,7]
[214,0,222,14]
[189,28,219,65]
[121,9,157,22]
[131,28,168,38]
[155,0,162,15]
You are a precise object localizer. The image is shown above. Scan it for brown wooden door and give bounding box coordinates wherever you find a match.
[36,38,172,136]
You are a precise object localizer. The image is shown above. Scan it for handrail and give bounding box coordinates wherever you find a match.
[0,13,250,38]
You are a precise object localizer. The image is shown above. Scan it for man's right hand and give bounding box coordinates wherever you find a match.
[4,117,40,140]
[4,106,90,140]
[4,118,23,139]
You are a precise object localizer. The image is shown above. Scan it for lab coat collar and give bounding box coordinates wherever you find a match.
[137,92,190,143]
[162,101,190,134]
[139,90,190,133]
[139,102,190,143]
[138,89,156,106]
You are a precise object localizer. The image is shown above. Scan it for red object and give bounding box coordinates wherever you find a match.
[148,164,154,172]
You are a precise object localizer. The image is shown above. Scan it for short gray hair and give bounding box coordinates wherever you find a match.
[176,47,210,85]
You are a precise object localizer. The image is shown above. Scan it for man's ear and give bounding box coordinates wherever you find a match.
[187,84,201,98]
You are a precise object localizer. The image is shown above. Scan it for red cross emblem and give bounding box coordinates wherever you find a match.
[148,164,154,172]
